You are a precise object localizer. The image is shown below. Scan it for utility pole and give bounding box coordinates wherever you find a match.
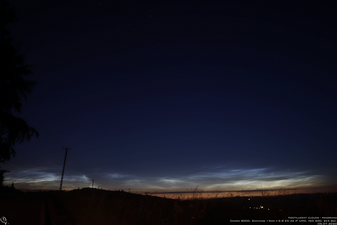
[92,179,94,188]
[59,147,70,191]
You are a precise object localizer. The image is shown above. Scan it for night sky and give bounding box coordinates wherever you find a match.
[3,0,337,194]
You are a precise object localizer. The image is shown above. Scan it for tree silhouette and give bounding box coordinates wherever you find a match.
[0,0,39,164]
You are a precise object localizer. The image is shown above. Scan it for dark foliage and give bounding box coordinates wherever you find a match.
[0,0,39,163]
[1,189,336,224]
[0,169,8,186]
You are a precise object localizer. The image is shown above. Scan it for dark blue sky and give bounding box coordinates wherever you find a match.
[3,0,337,193]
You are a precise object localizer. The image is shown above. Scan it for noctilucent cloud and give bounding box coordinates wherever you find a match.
[3,0,337,194]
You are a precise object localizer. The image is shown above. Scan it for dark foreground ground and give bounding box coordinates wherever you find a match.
[1,188,337,225]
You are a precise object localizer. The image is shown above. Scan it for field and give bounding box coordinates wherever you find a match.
[1,188,337,224]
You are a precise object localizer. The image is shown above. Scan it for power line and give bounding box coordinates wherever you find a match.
[16,106,91,190]
[60,147,70,191]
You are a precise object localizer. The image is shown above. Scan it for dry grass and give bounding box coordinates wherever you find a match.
[1,187,337,224]
[45,188,203,225]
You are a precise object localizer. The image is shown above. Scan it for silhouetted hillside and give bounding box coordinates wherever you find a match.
[0,188,337,224]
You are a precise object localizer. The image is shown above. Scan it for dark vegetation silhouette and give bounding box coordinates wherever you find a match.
[0,0,39,188]
[0,188,336,224]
